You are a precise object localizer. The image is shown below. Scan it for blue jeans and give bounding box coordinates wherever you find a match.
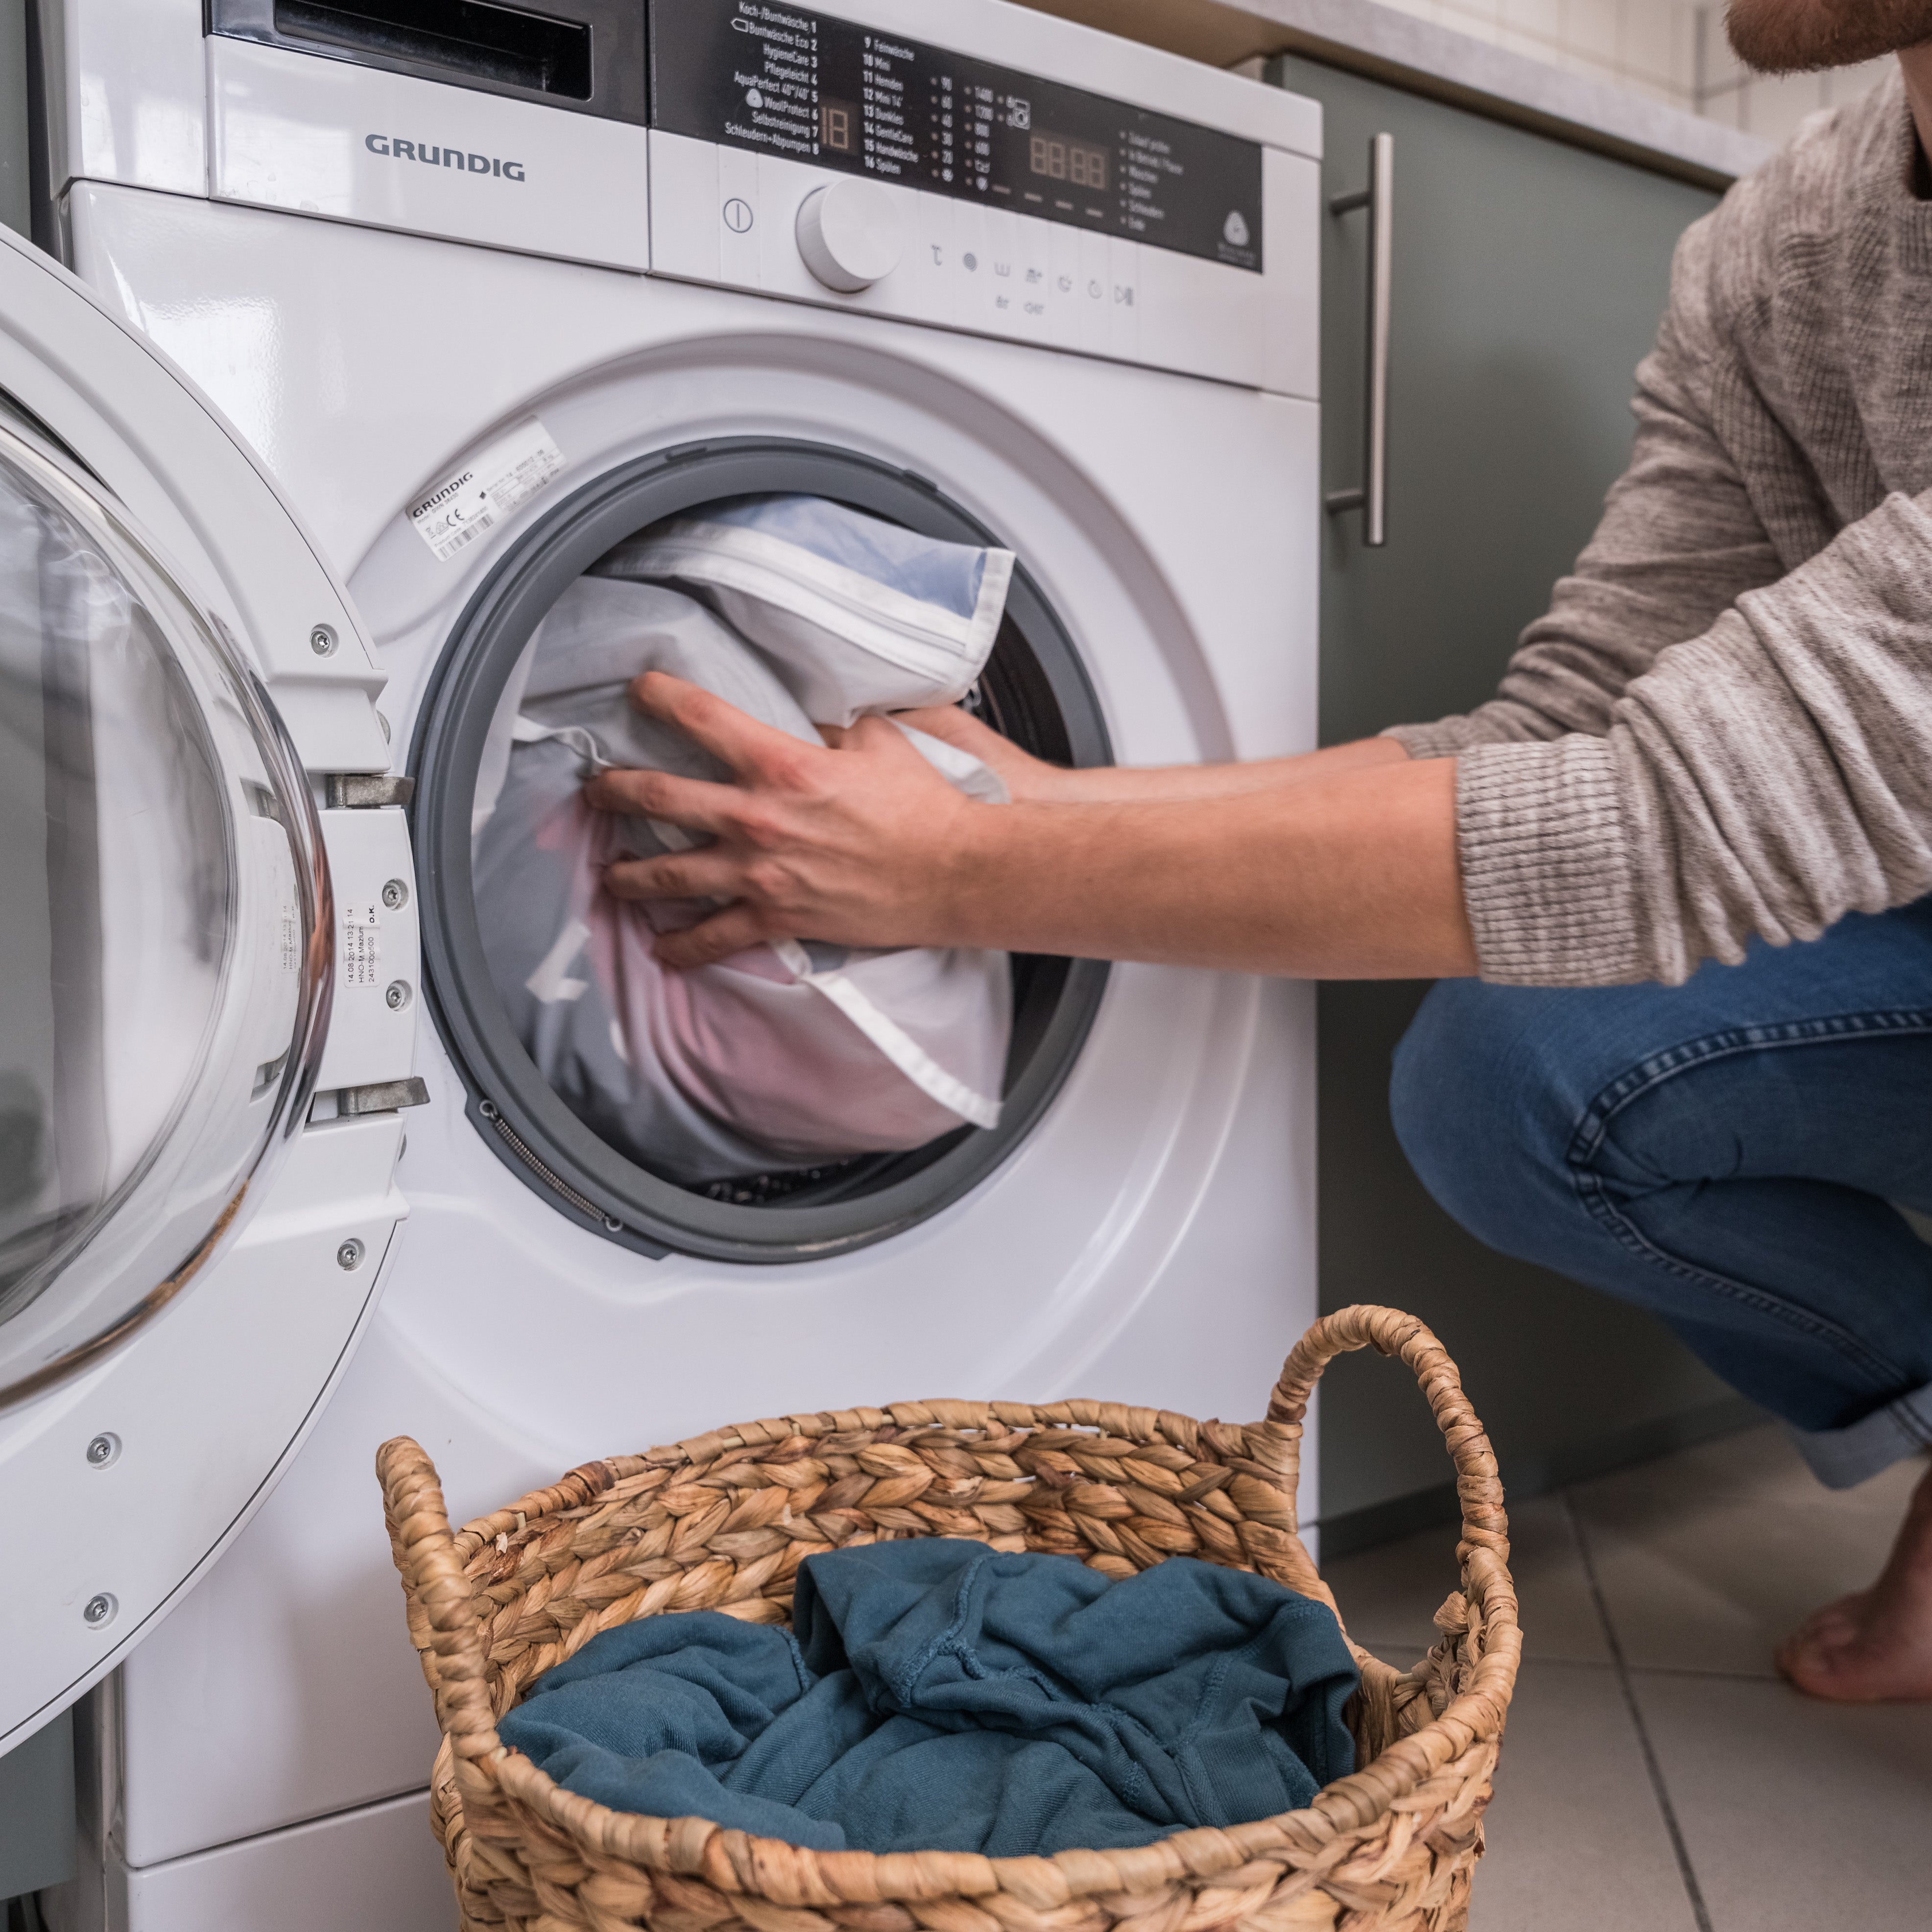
[1391,899,1932,1489]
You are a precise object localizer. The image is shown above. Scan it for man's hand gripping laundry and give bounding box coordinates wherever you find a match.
[585,670,1477,981]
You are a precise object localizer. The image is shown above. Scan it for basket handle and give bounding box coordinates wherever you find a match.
[1267,1304,1509,1568]
[377,1436,519,1840]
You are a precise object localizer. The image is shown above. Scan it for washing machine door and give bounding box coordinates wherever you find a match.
[0,227,410,1745]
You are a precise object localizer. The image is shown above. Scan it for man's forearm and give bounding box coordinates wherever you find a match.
[946,752,1474,977]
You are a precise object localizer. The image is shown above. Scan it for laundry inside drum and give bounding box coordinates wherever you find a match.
[466,492,1062,1210]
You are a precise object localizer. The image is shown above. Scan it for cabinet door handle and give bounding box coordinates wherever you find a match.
[1325,132,1393,548]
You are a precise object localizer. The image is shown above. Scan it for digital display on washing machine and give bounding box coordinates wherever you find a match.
[648,0,1264,270]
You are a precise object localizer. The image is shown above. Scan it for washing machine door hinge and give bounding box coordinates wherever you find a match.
[327,772,416,808]
[339,1077,430,1115]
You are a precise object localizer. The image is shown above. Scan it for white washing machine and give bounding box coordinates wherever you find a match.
[15,2,1325,1927]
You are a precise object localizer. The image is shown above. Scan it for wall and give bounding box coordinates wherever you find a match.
[1371,0,1892,139]
[1370,0,1699,109]
[1695,24,1891,142]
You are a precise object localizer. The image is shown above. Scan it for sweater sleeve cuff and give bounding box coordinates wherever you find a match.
[1383,718,1481,760]
[1383,703,1553,759]
[1455,736,1645,985]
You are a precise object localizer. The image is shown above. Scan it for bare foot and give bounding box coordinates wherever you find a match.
[1776,1460,1932,1701]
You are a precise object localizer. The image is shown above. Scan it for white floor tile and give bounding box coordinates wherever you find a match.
[1635,1671,1932,1931]
[1333,1431,1932,1930]
[1569,1431,1920,1677]
[1469,1661,1698,1932]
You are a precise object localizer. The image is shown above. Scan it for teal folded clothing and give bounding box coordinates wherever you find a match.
[497,1539,1359,1857]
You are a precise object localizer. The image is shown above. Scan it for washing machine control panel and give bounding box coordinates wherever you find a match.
[644,2,1318,396]
[651,0,1264,276]
[53,0,1317,395]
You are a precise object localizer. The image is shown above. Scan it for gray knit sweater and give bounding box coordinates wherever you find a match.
[1388,71,1932,987]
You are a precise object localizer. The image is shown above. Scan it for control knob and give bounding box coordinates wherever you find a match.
[795,180,904,292]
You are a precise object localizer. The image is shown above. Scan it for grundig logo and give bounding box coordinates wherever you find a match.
[364,134,525,181]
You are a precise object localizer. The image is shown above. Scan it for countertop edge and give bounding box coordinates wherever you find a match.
[1015,0,1776,187]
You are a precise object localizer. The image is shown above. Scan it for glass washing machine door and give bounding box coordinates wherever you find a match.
[0,226,418,1748]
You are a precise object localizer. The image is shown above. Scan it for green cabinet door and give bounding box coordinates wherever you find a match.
[1271,55,1760,1544]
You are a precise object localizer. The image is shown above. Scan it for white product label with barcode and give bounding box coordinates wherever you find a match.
[407,418,565,562]
[341,904,382,987]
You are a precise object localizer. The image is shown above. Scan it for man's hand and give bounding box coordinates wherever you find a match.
[586,672,982,967]
[584,671,1477,980]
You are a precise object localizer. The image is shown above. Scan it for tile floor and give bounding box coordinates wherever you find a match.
[1320,1427,1932,1930]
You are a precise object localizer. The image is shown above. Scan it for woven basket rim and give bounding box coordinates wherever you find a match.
[382,1306,1522,1911]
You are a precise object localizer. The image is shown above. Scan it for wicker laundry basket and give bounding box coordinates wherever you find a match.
[379,1304,1520,1932]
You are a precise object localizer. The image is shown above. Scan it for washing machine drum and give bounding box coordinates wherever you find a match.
[0,414,321,1405]
[414,441,1111,1264]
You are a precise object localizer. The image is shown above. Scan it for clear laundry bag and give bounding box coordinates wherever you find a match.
[472,560,1013,1187]
[594,494,1015,726]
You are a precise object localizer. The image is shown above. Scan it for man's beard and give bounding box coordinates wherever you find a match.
[1726,0,1932,72]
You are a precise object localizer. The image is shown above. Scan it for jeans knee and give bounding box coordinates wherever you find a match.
[1390,980,1581,1254]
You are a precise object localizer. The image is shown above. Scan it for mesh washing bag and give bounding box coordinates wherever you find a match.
[594,494,1015,728]
[472,564,1012,1185]
[379,1306,1521,1932]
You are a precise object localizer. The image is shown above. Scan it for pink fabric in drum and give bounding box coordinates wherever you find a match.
[546,787,983,1162]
